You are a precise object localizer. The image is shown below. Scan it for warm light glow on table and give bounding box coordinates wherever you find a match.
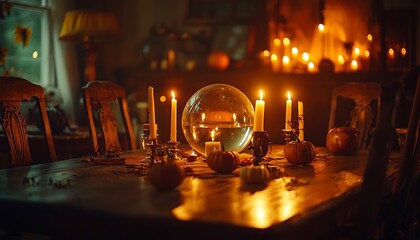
[170,90,177,142]
[285,92,292,130]
[254,90,265,132]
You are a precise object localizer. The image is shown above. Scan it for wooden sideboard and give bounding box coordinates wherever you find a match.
[116,69,403,146]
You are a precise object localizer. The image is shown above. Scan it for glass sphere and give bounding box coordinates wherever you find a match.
[182,84,254,156]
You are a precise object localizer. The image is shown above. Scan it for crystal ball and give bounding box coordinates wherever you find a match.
[182,84,254,156]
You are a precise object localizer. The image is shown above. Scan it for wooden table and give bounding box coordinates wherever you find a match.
[0,146,400,239]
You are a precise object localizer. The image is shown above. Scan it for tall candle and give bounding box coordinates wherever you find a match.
[170,91,177,142]
[254,90,265,132]
[148,86,157,139]
[285,92,292,130]
[298,101,304,140]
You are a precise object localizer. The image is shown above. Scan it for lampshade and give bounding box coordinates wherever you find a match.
[59,10,120,43]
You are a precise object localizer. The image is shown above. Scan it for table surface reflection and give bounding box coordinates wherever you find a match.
[0,145,400,239]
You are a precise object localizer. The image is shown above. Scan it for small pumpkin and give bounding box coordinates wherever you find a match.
[207,150,240,173]
[284,140,316,165]
[326,126,360,155]
[239,165,270,184]
[207,51,230,70]
[148,162,185,190]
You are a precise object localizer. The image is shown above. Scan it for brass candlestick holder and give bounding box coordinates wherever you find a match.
[251,131,271,165]
[167,141,181,160]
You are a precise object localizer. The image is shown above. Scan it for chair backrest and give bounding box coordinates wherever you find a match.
[82,81,137,154]
[351,79,401,239]
[387,70,420,238]
[0,77,57,167]
[328,82,381,148]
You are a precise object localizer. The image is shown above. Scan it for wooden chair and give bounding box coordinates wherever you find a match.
[82,81,137,154]
[382,69,420,239]
[0,77,57,167]
[328,82,381,148]
[332,71,419,239]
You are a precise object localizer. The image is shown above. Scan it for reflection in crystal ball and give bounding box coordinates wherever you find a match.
[182,84,254,156]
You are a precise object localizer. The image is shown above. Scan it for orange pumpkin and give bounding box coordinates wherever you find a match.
[326,127,360,155]
[239,165,270,184]
[148,162,185,190]
[207,150,240,173]
[284,140,316,165]
[207,51,230,70]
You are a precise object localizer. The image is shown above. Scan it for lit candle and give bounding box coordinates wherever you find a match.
[285,92,292,130]
[168,49,175,70]
[298,101,304,140]
[282,55,291,72]
[205,130,221,158]
[350,60,358,71]
[283,37,290,57]
[148,86,157,140]
[307,62,316,72]
[170,90,177,142]
[254,90,265,132]
[271,54,280,72]
[187,150,198,162]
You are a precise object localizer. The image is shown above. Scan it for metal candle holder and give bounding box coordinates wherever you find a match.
[167,141,181,160]
[251,131,271,165]
[146,139,160,164]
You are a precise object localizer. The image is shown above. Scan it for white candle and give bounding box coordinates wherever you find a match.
[285,92,292,130]
[298,101,304,140]
[205,130,221,158]
[253,90,265,132]
[148,86,157,140]
[170,91,177,142]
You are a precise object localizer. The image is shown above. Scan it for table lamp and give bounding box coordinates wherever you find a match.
[59,10,120,82]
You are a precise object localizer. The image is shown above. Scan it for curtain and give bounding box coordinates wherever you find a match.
[51,1,80,126]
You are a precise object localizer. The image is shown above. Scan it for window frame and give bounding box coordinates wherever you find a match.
[1,0,54,86]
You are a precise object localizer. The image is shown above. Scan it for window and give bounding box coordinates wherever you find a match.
[0,0,52,86]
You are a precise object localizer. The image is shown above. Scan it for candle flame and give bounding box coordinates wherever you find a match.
[318,24,325,32]
[302,52,309,62]
[259,90,263,100]
[172,91,175,99]
[271,54,278,61]
[211,130,215,142]
[287,92,291,100]
[283,37,290,46]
